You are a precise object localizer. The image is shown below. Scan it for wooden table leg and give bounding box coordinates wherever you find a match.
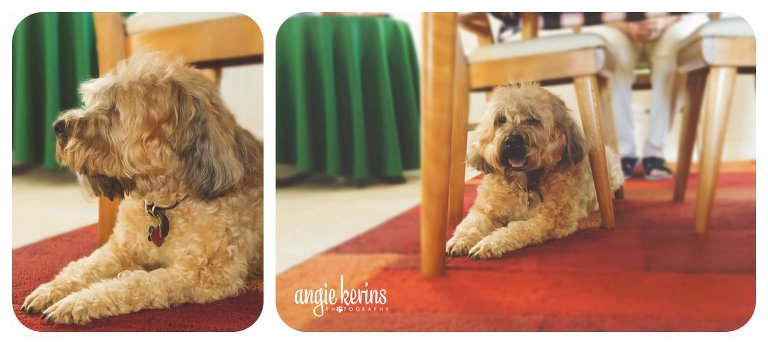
[673,69,707,202]
[695,67,736,234]
[574,75,615,229]
[421,13,457,277]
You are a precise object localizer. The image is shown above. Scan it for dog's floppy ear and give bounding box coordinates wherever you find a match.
[467,143,494,174]
[175,83,259,200]
[553,98,588,169]
[82,175,135,200]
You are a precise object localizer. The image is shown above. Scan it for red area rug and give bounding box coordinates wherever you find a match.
[277,162,756,331]
[13,224,262,331]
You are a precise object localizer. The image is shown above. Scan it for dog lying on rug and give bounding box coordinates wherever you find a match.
[446,83,622,259]
[21,55,263,325]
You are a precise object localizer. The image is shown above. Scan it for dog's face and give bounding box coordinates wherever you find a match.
[467,83,587,175]
[53,54,259,201]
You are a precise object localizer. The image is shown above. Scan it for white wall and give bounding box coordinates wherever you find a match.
[219,64,264,140]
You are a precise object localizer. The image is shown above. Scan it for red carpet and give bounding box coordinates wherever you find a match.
[277,162,756,331]
[13,224,262,331]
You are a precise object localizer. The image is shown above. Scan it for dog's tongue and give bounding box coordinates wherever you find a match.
[508,158,525,168]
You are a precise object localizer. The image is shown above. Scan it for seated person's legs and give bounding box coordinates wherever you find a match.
[643,14,709,180]
[583,24,642,178]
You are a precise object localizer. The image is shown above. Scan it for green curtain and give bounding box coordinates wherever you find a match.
[276,15,420,181]
[12,12,98,170]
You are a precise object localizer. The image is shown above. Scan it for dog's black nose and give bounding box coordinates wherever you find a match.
[53,119,66,137]
[504,134,524,148]
[53,119,67,142]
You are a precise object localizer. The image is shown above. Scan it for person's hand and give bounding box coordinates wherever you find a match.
[625,17,676,43]
[627,19,660,42]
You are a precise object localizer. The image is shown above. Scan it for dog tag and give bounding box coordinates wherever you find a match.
[148,224,165,247]
[144,201,173,248]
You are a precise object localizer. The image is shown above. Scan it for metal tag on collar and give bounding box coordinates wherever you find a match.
[147,212,169,247]
[144,201,169,247]
[526,189,544,208]
[145,201,158,217]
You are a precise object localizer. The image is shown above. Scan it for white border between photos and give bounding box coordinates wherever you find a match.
[1,0,764,343]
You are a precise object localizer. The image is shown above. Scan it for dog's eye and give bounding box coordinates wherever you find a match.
[524,117,540,125]
[495,116,507,126]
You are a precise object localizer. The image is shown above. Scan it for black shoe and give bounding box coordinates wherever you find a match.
[642,157,673,180]
[621,157,639,179]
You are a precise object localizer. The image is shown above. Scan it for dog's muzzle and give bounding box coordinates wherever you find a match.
[502,134,526,169]
[53,119,68,145]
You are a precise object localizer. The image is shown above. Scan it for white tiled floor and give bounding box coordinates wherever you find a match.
[277,171,421,273]
[12,168,98,248]
[276,166,480,273]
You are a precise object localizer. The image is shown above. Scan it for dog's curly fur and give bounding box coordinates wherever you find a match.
[446,83,622,259]
[21,55,263,324]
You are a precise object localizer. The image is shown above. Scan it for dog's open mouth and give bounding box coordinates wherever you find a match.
[508,158,526,169]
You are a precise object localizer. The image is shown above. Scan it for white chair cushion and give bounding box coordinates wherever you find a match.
[467,33,607,63]
[694,17,754,38]
[677,16,755,68]
[125,13,241,35]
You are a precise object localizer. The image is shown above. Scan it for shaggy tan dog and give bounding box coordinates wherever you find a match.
[21,55,263,324]
[446,83,622,259]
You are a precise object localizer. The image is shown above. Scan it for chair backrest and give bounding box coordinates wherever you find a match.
[93,13,263,76]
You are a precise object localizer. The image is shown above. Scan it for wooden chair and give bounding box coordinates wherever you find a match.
[421,13,618,277]
[672,17,755,233]
[92,13,263,244]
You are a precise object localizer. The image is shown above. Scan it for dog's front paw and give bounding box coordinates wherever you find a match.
[467,237,505,260]
[21,282,72,315]
[41,293,99,325]
[446,234,481,257]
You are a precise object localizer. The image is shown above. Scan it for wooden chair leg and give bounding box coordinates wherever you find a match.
[520,13,540,39]
[668,72,685,125]
[597,76,619,153]
[93,13,127,75]
[673,69,707,202]
[447,35,470,234]
[200,67,223,86]
[597,76,623,200]
[93,13,128,245]
[574,75,616,229]
[421,12,458,277]
[99,198,121,244]
[695,67,736,234]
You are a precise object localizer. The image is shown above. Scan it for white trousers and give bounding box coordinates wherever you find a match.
[584,14,708,158]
